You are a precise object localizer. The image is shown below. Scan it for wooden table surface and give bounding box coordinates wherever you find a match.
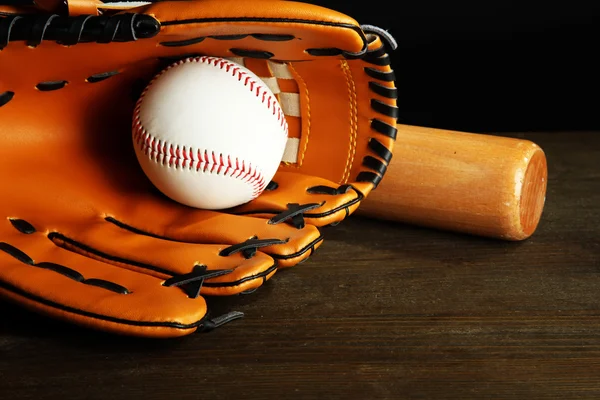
[0,131,598,399]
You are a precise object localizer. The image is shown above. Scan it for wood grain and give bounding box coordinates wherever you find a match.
[358,124,548,241]
[0,131,598,400]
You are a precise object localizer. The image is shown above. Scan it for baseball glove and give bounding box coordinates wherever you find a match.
[0,0,398,338]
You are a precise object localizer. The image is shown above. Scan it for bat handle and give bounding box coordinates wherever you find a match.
[356,124,548,241]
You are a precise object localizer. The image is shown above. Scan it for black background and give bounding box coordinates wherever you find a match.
[309,0,600,133]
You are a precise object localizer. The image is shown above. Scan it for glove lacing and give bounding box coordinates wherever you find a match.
[0,12,159,50]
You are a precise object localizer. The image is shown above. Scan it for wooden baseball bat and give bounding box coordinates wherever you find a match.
[356,124,548,241]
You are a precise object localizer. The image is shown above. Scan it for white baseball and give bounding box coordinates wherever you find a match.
[132,56,288,210]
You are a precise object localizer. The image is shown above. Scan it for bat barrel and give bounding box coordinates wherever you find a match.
[357,124,548,241]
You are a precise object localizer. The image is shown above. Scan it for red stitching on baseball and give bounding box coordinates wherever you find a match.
[201,56,288,133]
[132,56,289,200]
[133,123,267,197]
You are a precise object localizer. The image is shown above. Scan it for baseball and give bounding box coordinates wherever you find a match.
[132,56,288,210]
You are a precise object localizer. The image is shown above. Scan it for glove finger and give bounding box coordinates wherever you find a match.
[111,198,323,268]
[229,171,373,228]
[0,229,215,338]
[43,217,278,296]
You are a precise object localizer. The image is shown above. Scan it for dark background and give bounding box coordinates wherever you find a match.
[310,0,600,133]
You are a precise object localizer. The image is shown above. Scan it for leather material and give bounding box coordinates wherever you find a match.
[0,0,397,337]
[230,33,397,224]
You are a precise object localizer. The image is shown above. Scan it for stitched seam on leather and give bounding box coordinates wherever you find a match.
[49,233,173,278]
[0,240,131,295]
[340,60,358,183]
[287,63,310,168]
[133,56,288,198]
[203,264,277,288]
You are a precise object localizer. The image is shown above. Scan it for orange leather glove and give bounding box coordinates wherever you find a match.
[0,0,398,338]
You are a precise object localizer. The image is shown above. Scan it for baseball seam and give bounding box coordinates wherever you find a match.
[132,56,288,199]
